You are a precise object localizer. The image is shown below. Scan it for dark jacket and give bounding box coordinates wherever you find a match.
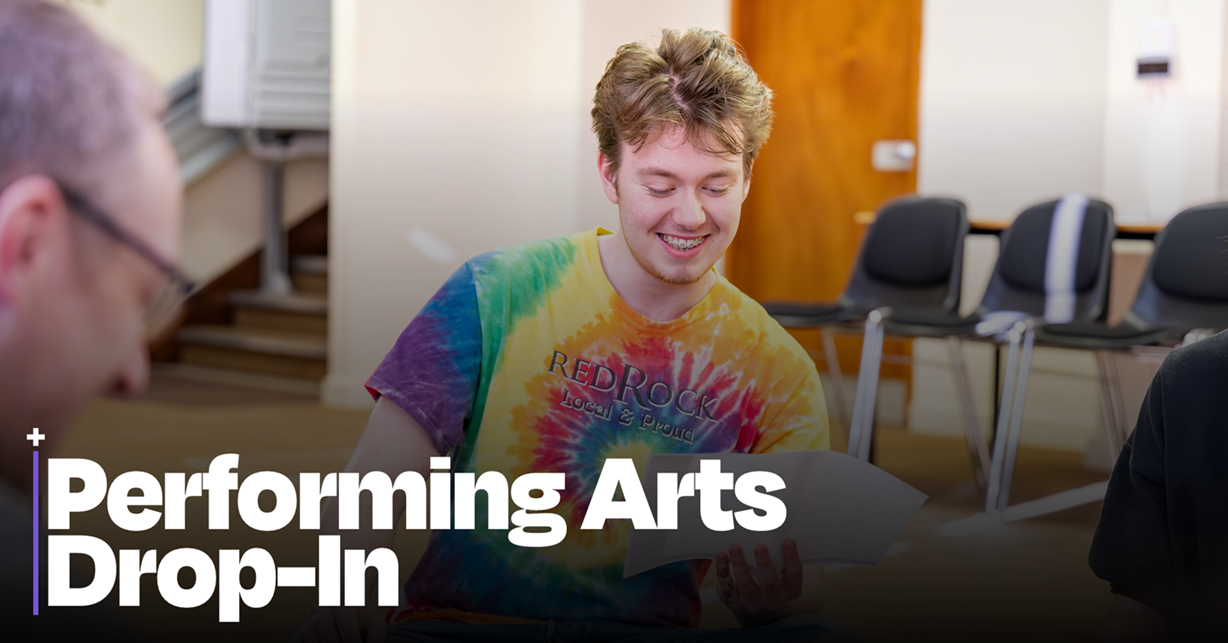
[1089,330,1228,639]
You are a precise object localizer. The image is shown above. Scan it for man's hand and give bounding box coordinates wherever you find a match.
[288,605,388,643]
[714,539,808,627]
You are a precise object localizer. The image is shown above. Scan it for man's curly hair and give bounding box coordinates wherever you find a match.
[591,28,773,179]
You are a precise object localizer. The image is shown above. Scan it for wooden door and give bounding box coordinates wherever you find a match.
[728,0,923,418]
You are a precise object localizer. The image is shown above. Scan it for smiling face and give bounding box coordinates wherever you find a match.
[600,125,749,288]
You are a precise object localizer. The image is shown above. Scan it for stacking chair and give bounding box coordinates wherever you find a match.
[762,196,968,434]
[1039,202,1228,344]
[847,196,1116,494]
[988,202,1228,513]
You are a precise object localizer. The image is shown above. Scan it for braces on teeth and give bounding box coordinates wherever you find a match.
[661,235,705,250]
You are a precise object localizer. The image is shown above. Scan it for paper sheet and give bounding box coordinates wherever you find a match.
[624,451,927,578]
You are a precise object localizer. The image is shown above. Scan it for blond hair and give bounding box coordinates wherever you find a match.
[591,28,773,177]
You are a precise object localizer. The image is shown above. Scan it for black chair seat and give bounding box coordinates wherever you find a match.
[763,301,861,327]
[758,197,968,330]
[883,308,983,337]
[1034,321,1173,349]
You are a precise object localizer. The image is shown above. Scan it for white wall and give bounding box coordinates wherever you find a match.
[918,0,1110,222]
[1103,0,1225,223]
[325,0,730,409]
[182,155,329,284]
[63,0,205,86]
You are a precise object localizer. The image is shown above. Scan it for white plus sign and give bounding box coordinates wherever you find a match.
[26,427,44,448]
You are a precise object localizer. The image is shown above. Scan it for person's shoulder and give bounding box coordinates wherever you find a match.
[466,230,588,277]
[714,277,784,329]
[1139,330,1228,438]
[1156,329,1228,387]
[713,276,811,354]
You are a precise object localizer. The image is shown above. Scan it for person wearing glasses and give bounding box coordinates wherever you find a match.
[0,0,186,636]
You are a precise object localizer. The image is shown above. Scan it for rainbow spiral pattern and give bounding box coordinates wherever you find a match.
[368,228,828,626]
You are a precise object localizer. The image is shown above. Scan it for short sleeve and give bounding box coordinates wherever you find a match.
[1088,365,1175,615]
[752,369,830,454]
[366,263,483,453]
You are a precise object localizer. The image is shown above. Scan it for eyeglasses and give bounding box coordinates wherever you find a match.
[56,182,194,338]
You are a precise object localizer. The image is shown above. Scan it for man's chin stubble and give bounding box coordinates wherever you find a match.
[624,237,709,287]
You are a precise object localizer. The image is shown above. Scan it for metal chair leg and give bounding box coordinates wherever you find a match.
[947,336,991,490]
[848,309,887,461]
[1094,351,1124,456]
[1101,349,1129,448]
[821,328,851,442]
[986,322,1024,513]
[997,325,1035,512]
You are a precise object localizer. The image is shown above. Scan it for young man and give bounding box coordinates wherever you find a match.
[302,28,853,642]
[0,0,185,634]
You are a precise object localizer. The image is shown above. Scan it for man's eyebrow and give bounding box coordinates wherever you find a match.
[636,167,737,180]
[637,167,679,179]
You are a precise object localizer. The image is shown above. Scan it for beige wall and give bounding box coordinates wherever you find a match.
[63,0,205,86]
[183,155,329,284]
[325,0,730,409]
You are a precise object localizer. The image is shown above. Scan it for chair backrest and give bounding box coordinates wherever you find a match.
[838,196,968,313]
[1127,202,1228,332]
[977,198,1115,321]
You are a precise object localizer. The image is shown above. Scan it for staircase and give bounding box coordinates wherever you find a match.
[176,258,328,380]
[156,66,333,390]
[161,208,330,387]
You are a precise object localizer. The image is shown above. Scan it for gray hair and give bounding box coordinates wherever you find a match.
[0,0,157,207]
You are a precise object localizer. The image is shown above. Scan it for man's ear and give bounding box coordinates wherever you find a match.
[0,175,67,302]
[598,153,620,205]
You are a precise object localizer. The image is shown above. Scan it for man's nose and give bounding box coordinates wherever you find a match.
[108,344,150,397]
[672,190,707,229]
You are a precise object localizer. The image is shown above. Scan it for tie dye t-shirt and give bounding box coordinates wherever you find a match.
[366,227,828,627]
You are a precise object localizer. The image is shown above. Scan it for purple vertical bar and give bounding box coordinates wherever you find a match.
[33,450,38,616]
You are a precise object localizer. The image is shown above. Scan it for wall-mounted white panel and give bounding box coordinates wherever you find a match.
[250,0,331,129]
[202,0,331,130]
[201,0,253,128]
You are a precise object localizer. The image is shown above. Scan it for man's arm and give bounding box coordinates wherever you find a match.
[291,397,441,643]
[321,397,442,548]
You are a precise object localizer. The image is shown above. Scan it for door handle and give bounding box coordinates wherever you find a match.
[871,140,916,172]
